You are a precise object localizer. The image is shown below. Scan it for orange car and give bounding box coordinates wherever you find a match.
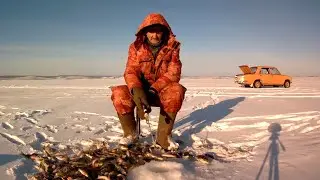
[234,65,292,88]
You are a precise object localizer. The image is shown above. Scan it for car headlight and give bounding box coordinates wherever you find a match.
[240,76,244,82]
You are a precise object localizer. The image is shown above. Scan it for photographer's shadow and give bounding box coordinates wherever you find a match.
[256,123,286,180]
[174,96,245,147]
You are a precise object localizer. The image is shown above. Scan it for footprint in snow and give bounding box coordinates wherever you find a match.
[29,132,53,150]
[30,109,51,116]
[14,112,29,120]
[72,124,86,129]
[45,125,58,133]
[2,122,14,129]
[0,132,26,146]
[21,126,33,131]
[101,115,119,121]
[35,132,48,142]
[87,126,96,131]
[94,129,107,135]
[110,125,123,134]
[25,117,38,125]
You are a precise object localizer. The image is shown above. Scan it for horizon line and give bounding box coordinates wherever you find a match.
[0,74,319,78]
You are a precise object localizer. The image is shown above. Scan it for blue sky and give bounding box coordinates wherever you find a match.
[0,0,319,76]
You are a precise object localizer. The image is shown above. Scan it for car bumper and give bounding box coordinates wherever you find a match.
[235,79,248,84]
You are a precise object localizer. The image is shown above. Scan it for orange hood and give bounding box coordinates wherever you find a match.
[135,13,175,36]
[133,13,176,49]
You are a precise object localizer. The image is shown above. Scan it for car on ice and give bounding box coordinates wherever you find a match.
[234,65,292,88]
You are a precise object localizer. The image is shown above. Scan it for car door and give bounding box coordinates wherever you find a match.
[269,67,283,85]
[259,68,272,85]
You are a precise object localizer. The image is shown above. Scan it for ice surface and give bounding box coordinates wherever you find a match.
[1,77,320,179]
[127,161,193,180]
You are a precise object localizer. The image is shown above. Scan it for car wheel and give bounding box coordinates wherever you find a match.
[284,80,290,88]
[253,80,262,88]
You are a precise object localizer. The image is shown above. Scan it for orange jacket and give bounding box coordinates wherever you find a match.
[124,13,182,94]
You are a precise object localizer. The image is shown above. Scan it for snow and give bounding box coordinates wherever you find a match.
[1,76,320,179]
[127,161,194,180]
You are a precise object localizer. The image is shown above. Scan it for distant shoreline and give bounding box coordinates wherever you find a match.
[0,75,121,80]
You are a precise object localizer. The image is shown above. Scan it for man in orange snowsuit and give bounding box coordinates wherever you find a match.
[111,13,186,150]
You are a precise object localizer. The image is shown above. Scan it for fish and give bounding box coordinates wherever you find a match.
[23,140,225,179]
[56,155,68,161]
[195,155,210,164]
[119,145,128,151]
[78,168,89,177]
[97,176,110,180]
[204,153,216,159]
[117,174,126,180]
[145,152,164,161]
[161,153,177,158]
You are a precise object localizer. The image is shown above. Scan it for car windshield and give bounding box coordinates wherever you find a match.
[250,67,257,74]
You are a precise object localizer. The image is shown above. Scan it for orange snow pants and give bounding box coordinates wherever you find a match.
[111,82,186,115]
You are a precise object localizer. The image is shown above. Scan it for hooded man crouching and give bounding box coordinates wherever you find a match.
[111,13,186,150]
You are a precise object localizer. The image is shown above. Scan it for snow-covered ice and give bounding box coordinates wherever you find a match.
[127,161,194,180]
[1,76,320,179]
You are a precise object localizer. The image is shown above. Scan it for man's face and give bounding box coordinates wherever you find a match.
[146,26,164,46]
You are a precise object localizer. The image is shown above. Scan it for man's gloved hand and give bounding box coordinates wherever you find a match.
[132,87,151,119]
[148,87,158,97]
[148,87,158,100]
